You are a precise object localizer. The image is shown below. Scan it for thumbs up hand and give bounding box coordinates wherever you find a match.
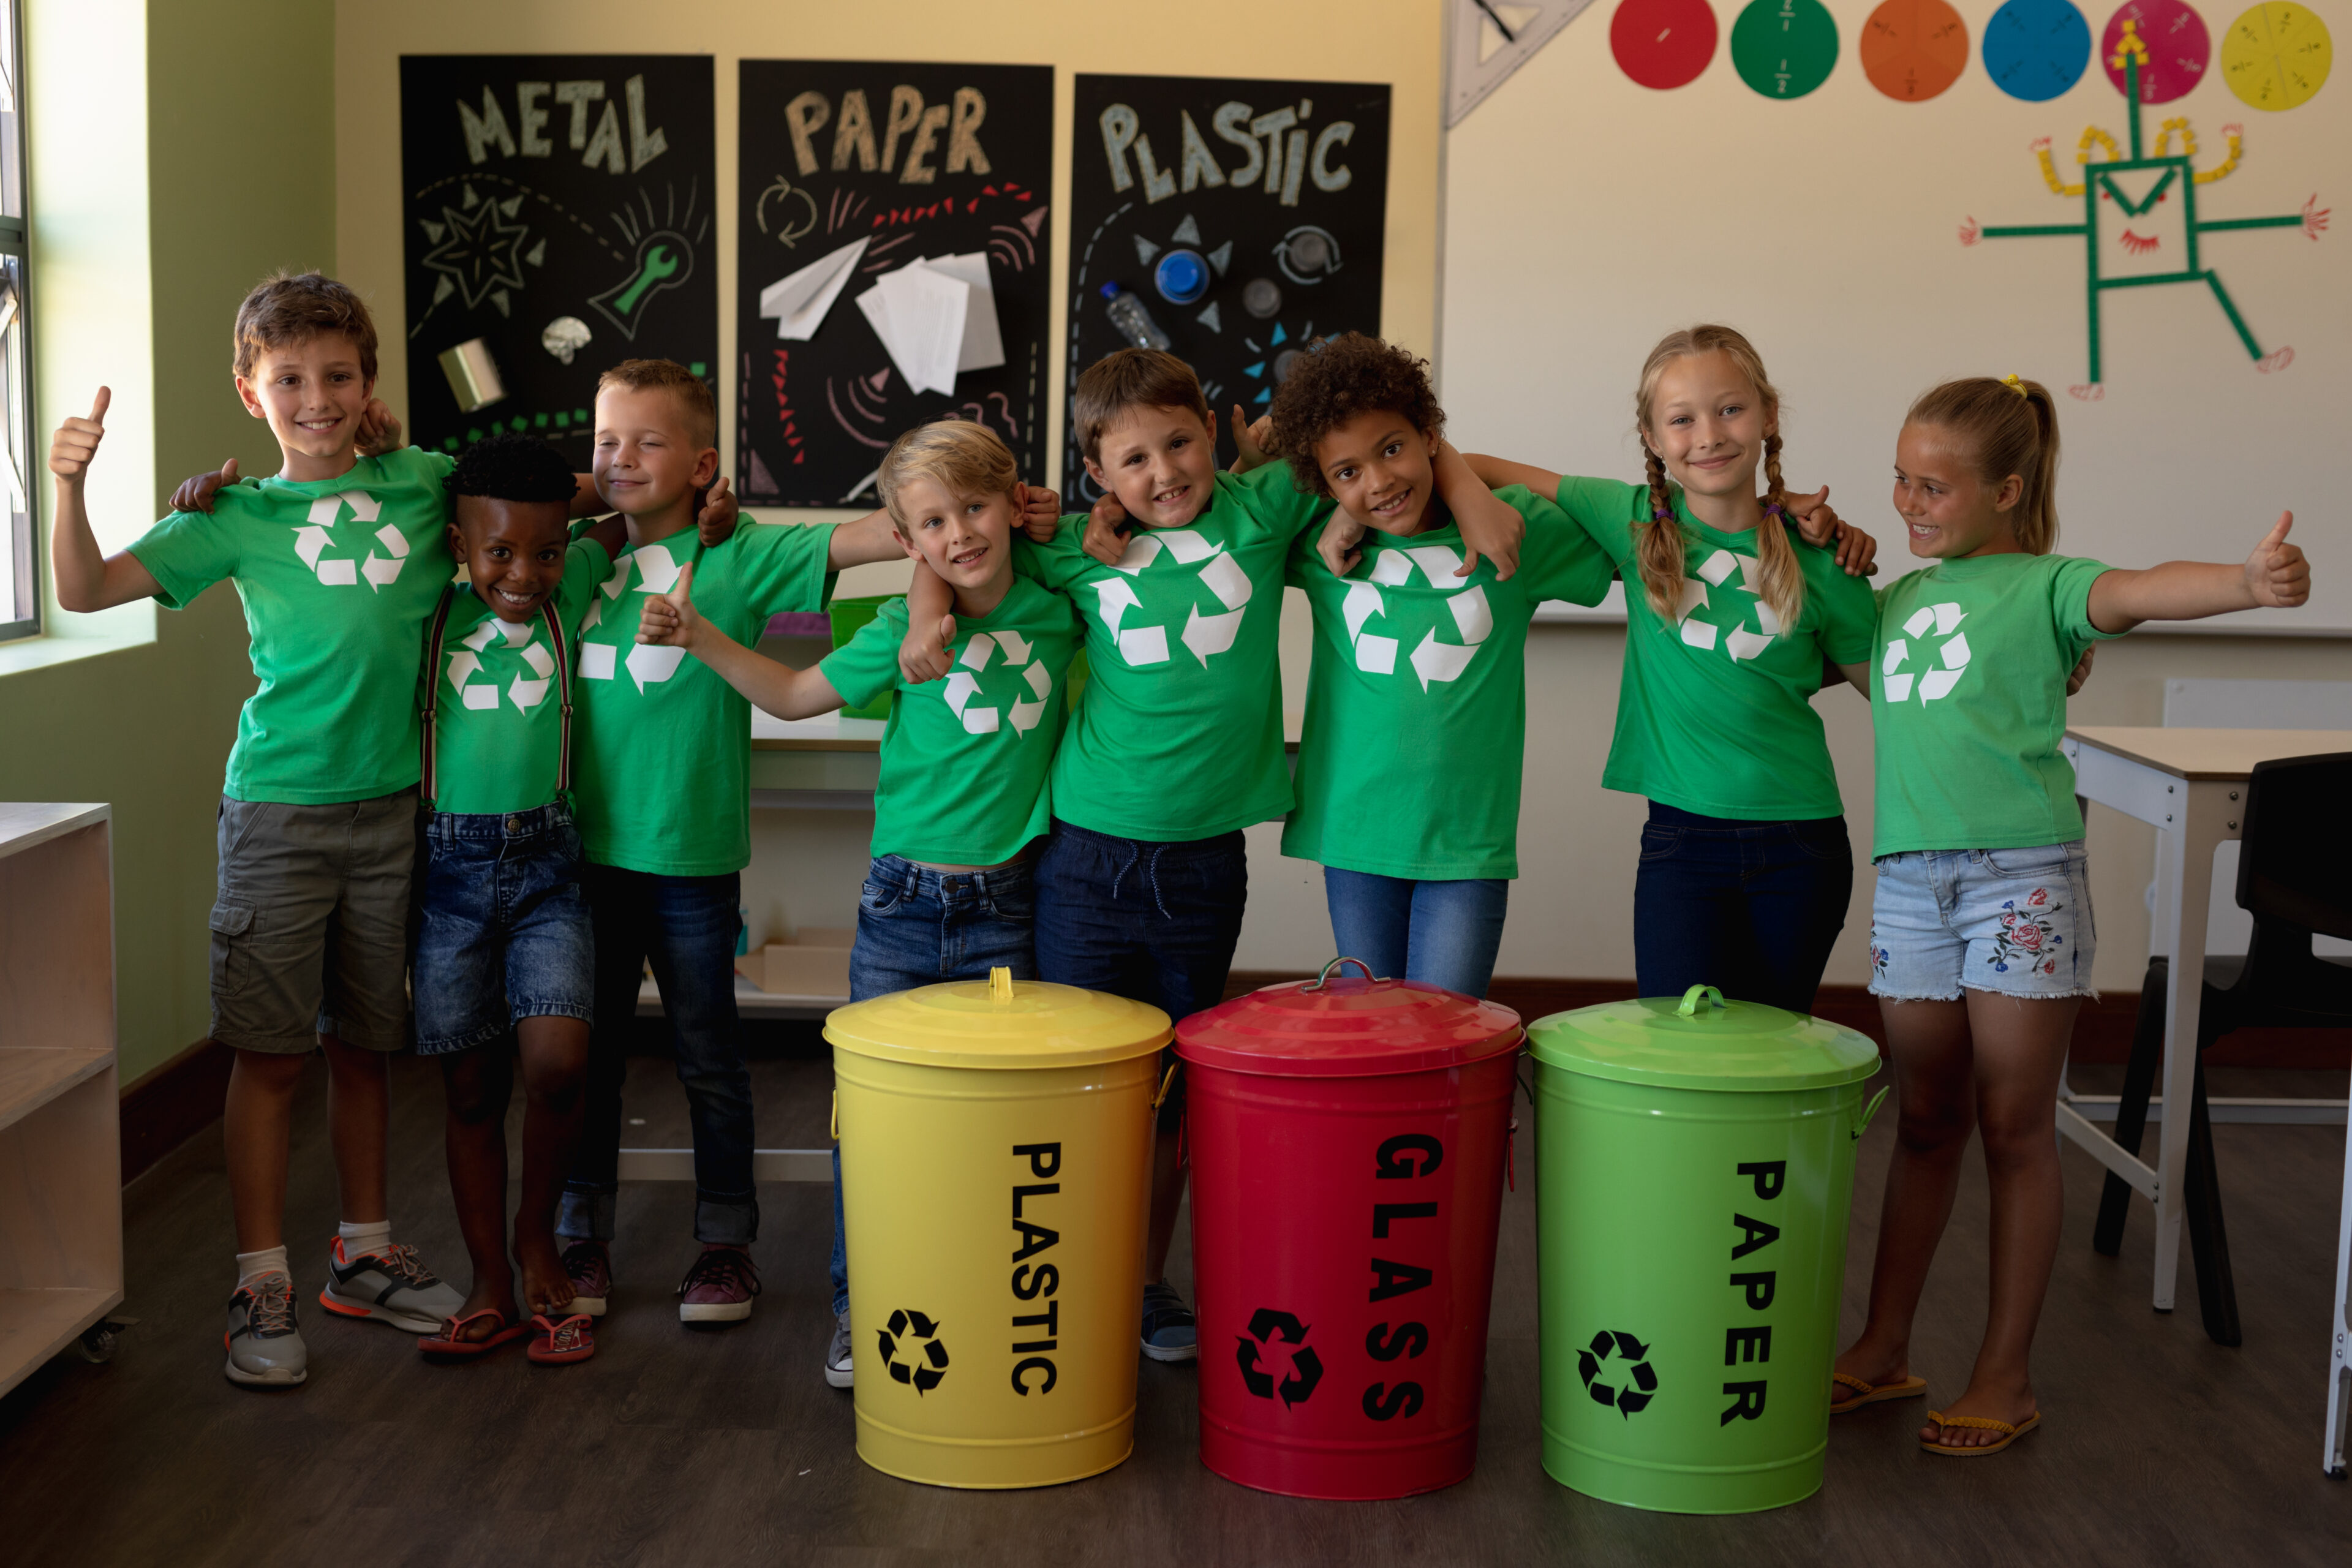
[2244,511,2310,609]
[49,388,110,484]
[637,560,705,647]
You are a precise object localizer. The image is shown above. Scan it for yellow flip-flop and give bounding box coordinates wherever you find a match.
[1831,1371,1928,1412]
[1921,1408,2041,1456]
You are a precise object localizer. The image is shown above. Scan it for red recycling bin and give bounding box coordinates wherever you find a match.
[1175,959,1523,1499]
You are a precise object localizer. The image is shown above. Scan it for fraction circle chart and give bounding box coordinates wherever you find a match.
[2220,1,2332,110]
[1861,0,1972,99]
[1613,0,1721,89]
[2103,0,2212,102]
[1983,0,2095,101]
[1732,0,1841,99]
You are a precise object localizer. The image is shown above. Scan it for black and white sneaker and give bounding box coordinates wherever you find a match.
[225,1273,308,1387]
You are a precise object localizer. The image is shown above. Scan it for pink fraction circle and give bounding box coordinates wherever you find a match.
[2101,0,2212,101]
[1613,0,1721,89]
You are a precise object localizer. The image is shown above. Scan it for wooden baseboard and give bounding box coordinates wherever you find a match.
[1221,973,2347,1071]
[118,1037,232,1185]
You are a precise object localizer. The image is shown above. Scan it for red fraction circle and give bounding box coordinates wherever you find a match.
[1861,0,1973,99]
[1613,0,1722,89]
[2101,0,2212,101]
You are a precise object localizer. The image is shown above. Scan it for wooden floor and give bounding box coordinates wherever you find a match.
[4,1032,2348,1566]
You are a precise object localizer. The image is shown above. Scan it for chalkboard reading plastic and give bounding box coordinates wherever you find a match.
[736,60,1054,507]
[399,56,717,459]
[1065,74,1390,499]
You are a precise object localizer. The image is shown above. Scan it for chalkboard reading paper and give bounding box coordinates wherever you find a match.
[736,60,1054,507]
[1064,74,1390,499]
[399,55,718,458]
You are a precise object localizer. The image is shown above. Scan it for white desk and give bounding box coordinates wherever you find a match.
[2056,726,2352,1321]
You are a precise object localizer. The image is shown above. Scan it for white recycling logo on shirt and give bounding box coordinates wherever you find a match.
[446,613,559,712]
[576,543,690,692]
[1339,542,1493,692]
[1881,601,1971,703]
[1091,527,1253,668]
[1672,549,1780,663]
[940,630,1054,737]
[292,490,410,592]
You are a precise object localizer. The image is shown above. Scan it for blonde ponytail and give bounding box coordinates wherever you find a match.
[1905,375,2064,554]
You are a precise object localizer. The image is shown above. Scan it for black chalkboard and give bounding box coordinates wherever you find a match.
[399,56,717,458]
[1065,74,1390,500]
[736,60,1054,507]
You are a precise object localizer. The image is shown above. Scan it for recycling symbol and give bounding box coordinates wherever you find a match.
[577,542,690,692]
[876,1307,950,1394]
[446,613,559,712]
[1577,1329,1658,1419]
[941,628,1054,737]
[1880,601,1971,704]
[292,490,410,592]
[1235,1306,1324,1407]
[1091,526,1254,669]
[1671,549,1779,664]
[1340,542,1493,692]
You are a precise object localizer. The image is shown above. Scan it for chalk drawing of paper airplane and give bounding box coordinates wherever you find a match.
[758,236,869,341]
[853,252,1008,396]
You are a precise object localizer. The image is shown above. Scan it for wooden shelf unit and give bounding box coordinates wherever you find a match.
[0,803,122,1400]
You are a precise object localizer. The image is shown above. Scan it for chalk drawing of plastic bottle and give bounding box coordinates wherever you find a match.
[1101,282,1172,351]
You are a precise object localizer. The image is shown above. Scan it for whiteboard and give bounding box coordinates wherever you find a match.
[1439,1,2350,632]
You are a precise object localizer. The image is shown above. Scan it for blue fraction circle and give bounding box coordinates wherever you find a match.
[1982,0,2094,100]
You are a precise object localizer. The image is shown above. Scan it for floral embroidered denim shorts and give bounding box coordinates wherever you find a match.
[1867,841,2097,1002]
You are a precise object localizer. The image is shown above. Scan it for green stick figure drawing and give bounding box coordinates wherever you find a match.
[1961,18,2329,396]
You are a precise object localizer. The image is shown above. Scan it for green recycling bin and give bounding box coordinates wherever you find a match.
[1528,985,1883,1514]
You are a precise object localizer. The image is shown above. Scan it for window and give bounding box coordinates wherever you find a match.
[0,0,29,643]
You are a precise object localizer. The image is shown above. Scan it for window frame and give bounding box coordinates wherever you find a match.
[0,0,32,644]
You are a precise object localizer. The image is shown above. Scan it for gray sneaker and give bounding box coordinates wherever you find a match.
[320,1238,465,1333]
[225,1273,308,1387]
[824,1308,854,1389]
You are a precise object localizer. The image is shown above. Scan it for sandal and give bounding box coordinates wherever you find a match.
[418,1307,529,1358]
[1921,1408,2041,1456]
[529,1312,597,1366]
[1831,1371,1928,1412]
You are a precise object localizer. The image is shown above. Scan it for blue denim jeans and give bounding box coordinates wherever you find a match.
[1632,802,1853,1014]
[412,803,594,1054]
[1322,868,1510,998]
[559,863,755,1247]
[831,854,1038,1315]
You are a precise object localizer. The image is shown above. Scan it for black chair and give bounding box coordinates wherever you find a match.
[2092,752,2352,1347]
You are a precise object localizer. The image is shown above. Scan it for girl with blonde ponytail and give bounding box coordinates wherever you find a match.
[1836,373,2311,1455]
[1463,324,1884,1012]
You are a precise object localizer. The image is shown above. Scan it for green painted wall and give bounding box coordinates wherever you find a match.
[0,0,336,1084]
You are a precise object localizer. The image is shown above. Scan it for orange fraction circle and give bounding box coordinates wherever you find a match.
[1861,0,1972,99]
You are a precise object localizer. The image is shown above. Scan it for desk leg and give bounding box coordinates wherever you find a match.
[2326,1061,2352,1478]
[2150,790,2222,1314]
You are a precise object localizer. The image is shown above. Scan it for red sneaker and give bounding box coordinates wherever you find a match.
[676,1246,760,1324]
[561,1240,611,1317]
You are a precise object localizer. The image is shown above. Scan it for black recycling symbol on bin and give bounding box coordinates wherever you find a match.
[1235,1307,1324,1407]
[1578,1329,1657,1419]
[878,1308,950,1394]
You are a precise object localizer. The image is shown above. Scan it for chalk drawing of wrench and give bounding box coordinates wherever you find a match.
[590,230,695,341]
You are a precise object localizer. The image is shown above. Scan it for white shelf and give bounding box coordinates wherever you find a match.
[0,1288,123,1387]
[0,1049,112,1133]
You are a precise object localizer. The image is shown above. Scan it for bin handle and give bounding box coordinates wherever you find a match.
[1853,1085,1890,1140]
[1676,984,1726,1017]
[1305,956,1378,990]
[829,1090,839,1142]
[1154,1060,1180,1110]
[990,965,1015,1005]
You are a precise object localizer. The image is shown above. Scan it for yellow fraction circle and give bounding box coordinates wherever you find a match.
[2221,1,2332,110]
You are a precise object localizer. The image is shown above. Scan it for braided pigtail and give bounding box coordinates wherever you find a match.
[1634,443,1688,624]
[1747,431,1807,633]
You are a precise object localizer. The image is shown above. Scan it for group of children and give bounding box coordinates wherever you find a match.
[51,269,2310,1460]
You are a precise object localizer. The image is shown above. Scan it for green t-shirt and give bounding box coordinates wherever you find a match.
[1554,477,1880,821]
[820,578,1084,866]
[1869,551,2122,857]
[1014,464,1329,842]
[127,447,459,804]
[1283,490,1613,879]
[571,521,837,875]
[428,540,611,817]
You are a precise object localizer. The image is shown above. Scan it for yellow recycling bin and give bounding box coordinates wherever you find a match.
[826,968,1172,1488]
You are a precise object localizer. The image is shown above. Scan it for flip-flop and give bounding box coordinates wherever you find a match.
[1831,1371,1929,1412]
[1921,1408,2041,1456]
[418,1308,529,1358]
[528,1313,596,1366]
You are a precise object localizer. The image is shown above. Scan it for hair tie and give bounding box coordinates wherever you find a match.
[1761,502,1784,520]
[2000,373,2029,398]
[1651,507,1674,522]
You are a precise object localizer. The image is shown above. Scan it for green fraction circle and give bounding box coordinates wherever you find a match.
[1732,0,1842,97]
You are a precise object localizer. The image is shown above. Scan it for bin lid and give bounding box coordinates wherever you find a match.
[1526,985,1879,1091]
[825,968,1172,1070]
[1175,958,1523,1078]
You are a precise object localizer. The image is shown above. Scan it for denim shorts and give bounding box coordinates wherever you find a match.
[413,802,595,1054]
[1868,840,2097,1002]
